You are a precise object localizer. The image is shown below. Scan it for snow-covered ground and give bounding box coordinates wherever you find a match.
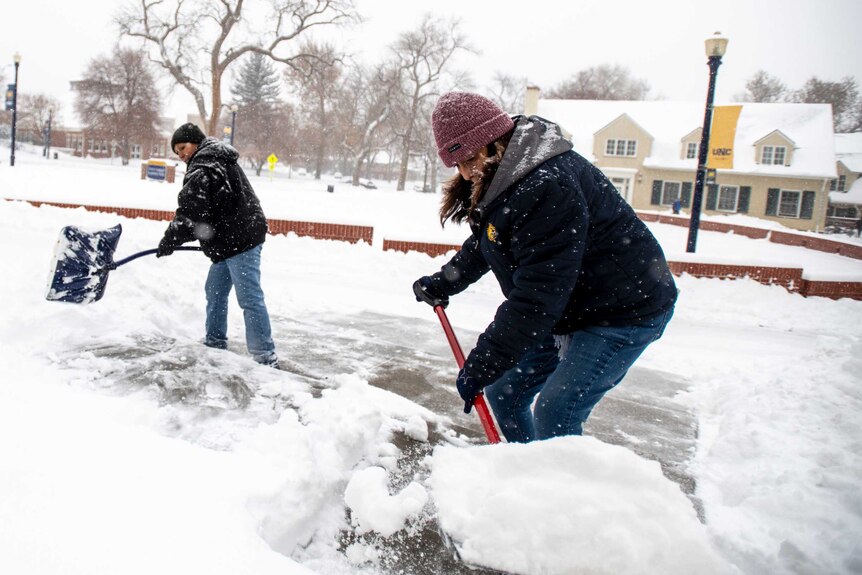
[1,147,861,575]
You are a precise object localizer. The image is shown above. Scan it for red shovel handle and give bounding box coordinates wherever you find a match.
[434,306,502,444]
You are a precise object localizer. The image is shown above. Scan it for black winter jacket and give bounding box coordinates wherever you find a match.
[426,116,677,386]
[161,137,268,263]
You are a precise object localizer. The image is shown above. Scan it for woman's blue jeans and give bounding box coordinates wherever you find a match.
[483,307,674,443]
[203,244,276,364]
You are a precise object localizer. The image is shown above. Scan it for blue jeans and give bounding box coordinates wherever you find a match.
[484,307,674,442]
[203,245,276,364]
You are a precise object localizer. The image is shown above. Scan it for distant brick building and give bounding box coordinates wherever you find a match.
[54,116,174,161]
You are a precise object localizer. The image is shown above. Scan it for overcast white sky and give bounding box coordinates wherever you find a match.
[1,0,861,126]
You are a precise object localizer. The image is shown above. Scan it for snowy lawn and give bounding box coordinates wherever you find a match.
[0,149,861,575]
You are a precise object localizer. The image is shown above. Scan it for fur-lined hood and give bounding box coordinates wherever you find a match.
[478,115,572,211]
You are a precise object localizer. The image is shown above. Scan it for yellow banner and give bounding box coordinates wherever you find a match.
[707,105,742,169]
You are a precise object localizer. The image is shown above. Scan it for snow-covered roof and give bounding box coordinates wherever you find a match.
[834,132,862,173]
[536,99,836,179]
[830,175,862,205]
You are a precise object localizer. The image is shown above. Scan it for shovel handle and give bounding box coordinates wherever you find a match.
[434,305,502,444]
[109,246,203,270]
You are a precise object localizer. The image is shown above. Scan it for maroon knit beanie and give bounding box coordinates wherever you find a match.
[432,92,515,168]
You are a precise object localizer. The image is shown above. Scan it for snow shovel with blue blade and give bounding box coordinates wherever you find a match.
[45,223,201,304]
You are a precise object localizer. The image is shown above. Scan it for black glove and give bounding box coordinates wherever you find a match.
[413,276,449,308]
[156,237,175,258]
[456,367,484,414]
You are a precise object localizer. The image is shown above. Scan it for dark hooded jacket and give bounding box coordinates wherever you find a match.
[161,137,268,263]
[426,116,677,386]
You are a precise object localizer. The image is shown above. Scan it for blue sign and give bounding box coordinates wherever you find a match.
[5,84,15,111]
[146,164,167,181]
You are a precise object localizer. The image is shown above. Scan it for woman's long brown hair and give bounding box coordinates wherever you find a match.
[439,130,512,226]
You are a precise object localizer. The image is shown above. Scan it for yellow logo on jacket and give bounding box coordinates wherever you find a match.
[487,223,498,242]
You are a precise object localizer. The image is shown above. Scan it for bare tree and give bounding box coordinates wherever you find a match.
[269,103,300,174]
[338,61,400,186]
[546,64,650,100]
[18,93,63,146]
[488,71,527,114]
[117,0,356,135]
[74,47,161,165]
[412,98,437,193]
[285,41,342,179]
[791,76,861,133]
[391,14,472,191]
[734,70,788,103]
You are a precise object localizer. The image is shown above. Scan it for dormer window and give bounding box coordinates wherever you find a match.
[830,175,847,191]
[686,142,698,159]
[762,145,787,165]
[605,139,637,157]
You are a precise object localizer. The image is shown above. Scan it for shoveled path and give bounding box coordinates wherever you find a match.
[273,310,701,574]
[69,309,699,575]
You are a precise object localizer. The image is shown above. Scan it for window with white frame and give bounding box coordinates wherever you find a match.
[778,190,801,217]
[686,142,697,159]
[762,145,787,165]
[661,181,681,205]
[130,144,141,159]
[830,175,847,191]
[717,185,739,212]
[610,177,632,203]
[605,139,637,157]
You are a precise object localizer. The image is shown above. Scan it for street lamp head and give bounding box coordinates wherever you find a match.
[230,104,238,113]
[705,32,728,58]
[13,52,22,64]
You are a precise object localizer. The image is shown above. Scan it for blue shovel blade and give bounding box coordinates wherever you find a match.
[45,224,123,304]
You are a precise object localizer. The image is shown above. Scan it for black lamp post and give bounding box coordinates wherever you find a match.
[229,104,238,146]
[43,108,53,159]
[10,52,21,167]
[686,32,728,253]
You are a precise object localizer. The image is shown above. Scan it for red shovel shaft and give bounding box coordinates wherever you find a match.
[434,306,502,444]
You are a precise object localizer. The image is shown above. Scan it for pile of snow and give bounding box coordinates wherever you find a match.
[429,437,730,574]
[1,149,861,574]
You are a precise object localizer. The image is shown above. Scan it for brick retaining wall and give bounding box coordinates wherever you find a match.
[267,219,373,244]
[667,261,804,292]
[800,279,862,299]
[769,230,862,259]
[15,199,862,300]
[638,211,862,258]
[25,200,373,245]
[382,239,461,257]
[383,238,861,301]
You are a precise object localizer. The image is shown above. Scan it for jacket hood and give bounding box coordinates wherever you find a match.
[478,115,572,210]
[190,137,239,166]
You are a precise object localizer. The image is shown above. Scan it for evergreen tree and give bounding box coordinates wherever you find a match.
[232,53,282,108]
[230,53,285,175]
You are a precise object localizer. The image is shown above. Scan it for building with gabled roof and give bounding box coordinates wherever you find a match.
[827,133,862,232]
[525,88,837,232]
